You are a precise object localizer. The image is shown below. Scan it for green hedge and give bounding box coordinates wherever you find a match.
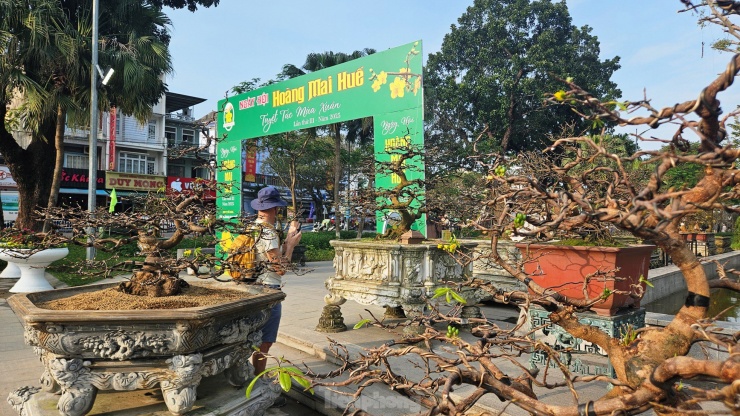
[732,217,740,250]
[300,231,376,251]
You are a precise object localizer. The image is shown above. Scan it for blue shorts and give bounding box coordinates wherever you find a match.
[261,285,282,343]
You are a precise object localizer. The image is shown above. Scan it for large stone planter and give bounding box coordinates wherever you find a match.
[515,243,655,316]
[459,239,525,294]
[317,240,480,333]
[0,247,69,293]
[7,282,285,416]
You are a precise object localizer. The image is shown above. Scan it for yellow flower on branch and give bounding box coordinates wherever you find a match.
[413,77,421,95]
[377,71,387,84]
[553,90,567,101]
[390,77,406,99]
[370,71,388,93]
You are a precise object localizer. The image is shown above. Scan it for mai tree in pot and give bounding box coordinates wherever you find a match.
[277,2,740,415]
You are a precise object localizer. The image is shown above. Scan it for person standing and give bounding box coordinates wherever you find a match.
[249,187,302,382]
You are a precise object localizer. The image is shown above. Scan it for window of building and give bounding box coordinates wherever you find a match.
[119,152,155,175]
[182,129,194,145]
[169,165,185,177]
[148,122,156,141]
[65,153,88,169]
[165,126,177,145]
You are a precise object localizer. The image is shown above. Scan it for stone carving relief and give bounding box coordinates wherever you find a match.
[38,343,257,416]
[341,249,390,281]
[75,329,171,360]
[21,312,270,361]
[7,386,40,416]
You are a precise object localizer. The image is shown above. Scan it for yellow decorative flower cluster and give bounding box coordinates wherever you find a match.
[436,241,458,253]
[368,42,421,99]
[436,234,458,253]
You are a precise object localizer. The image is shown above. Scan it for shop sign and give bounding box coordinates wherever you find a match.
[0,166,17,189]
[61,168,106,189]
[105,172,166,192]
[167,176,216,200]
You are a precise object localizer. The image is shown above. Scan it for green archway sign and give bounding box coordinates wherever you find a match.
[216,40,425,234]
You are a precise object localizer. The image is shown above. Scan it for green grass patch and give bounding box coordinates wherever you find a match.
[304,248,335,262]
[301,231,377,262]
[48,242,146,287]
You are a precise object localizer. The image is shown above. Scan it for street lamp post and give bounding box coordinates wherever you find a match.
[87,0,100,261]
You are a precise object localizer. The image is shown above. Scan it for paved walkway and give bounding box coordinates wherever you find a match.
[0,262,612,416]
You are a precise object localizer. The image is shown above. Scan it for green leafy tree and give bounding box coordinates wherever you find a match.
[259,130,332,219]
[424,0,621,174]
[0,0,218,230]
[279,49,375,237]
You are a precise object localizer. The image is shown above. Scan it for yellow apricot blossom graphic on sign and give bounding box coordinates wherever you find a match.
[371,71,388,92]
[367,41,421,99]
[390,77,406,99]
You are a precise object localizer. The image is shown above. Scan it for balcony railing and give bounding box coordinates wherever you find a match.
[165,113,195,122]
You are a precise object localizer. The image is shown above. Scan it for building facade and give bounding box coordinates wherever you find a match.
[2,91,211,223]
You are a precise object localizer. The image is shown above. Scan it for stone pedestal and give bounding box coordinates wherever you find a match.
[0,261,21,278]
[715,235,733,254]
[527,307,646,378]
[0,248,69,293]
[317,240,485,334]
[384,305,406,319]
[316,305,347,333]
[8,365,282,416]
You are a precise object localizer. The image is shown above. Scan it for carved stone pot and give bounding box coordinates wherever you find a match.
[458,239,525,294]
[7,282,284,416]
[318,240,481,334]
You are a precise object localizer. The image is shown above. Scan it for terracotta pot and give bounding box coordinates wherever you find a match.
[514,243,655,316]
[695,232,711,242]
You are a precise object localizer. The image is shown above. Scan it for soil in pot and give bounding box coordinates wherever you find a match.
[37,283,252,310]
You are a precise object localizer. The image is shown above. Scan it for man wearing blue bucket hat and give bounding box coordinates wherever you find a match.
[249,186,302,397]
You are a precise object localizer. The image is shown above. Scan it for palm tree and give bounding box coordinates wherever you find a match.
[279,49,375,237]
[0,0,173,230]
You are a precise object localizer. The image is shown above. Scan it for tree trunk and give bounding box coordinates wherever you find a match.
[499,68,524,152]
[44,105,66,232]
[3,124,56,231]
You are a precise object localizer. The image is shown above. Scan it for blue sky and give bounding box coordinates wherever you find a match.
[166,1,737,150]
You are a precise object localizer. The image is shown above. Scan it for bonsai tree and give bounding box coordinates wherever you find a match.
[8,122,293,298]
[256,2,740,414]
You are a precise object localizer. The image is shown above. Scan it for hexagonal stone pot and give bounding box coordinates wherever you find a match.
[7,282,284,416]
